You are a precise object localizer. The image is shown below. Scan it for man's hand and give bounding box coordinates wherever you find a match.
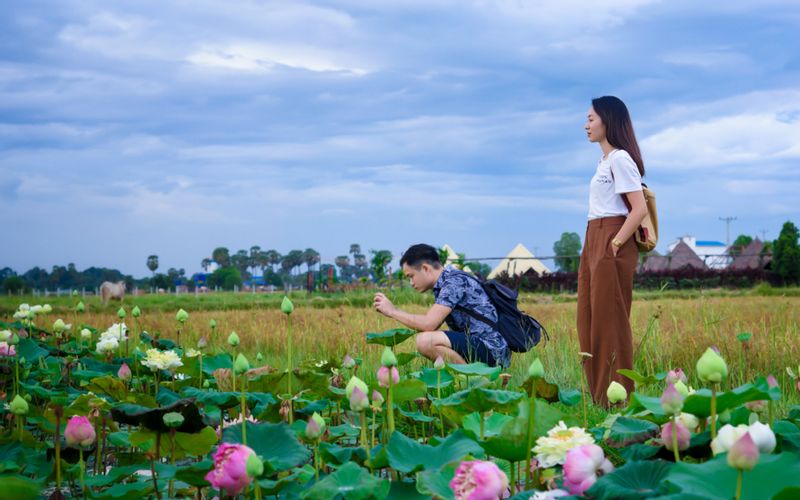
[373,293,396,318]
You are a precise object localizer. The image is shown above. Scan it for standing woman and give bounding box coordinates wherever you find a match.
[578,96,648,407]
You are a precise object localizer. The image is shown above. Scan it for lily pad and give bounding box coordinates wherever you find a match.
[222,421,311,473]
[608,417,660,446]
[586,459,672,499]
[446,362,501,381]
[365,328,416,347]
[111,399,205,434]
[433,386,523,423]
[300,462,390,499]
[386,429,484,474]
[414,368,455,389]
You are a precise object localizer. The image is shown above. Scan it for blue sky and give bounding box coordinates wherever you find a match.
[2,0,799,277]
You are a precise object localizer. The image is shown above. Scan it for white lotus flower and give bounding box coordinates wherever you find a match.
[96,335,119,354]
[141,349,183,372]
[81,329,92,340]
[0,330,11,342]
[711,422,776,455]
[533,421,595,468]
[103,323,128,341]
[678,412,700,432]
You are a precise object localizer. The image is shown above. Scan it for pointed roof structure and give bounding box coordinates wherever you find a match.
[729,239,771,270]
[641,240,706,271]
[441,244,472,273]
[487,243,550,279]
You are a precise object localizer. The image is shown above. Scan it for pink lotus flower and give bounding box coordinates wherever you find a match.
[377,366,400,388]
[661,421,690,451]
[64,416,96,448]
[117,363,132,381]
[449,460,509,500]
[562,444,614,496]
[0,342,15,357]
[666,368,687,385]
[349,386,369,412]
[767,374,779,389]
[727,432,759,471]
[205,443,256,495]
[660,382,684,415]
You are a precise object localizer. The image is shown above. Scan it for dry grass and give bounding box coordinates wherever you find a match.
[36,295,798,405]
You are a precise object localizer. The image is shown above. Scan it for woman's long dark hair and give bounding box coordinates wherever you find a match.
[592,96,645,177]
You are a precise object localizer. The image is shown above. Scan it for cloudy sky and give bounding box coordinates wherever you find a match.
[2,0,799,277]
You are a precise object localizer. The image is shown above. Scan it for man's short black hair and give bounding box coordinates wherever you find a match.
[400,244,443,269]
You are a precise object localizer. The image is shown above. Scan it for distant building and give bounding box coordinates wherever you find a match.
[641,240,707,272]
[668,236,729,269]
[729,239,772,270]
[487,243,550,279]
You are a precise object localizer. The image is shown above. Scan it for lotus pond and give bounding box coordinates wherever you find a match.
[1,298,799,499]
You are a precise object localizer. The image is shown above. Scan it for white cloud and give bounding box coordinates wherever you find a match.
[186,43,370,75]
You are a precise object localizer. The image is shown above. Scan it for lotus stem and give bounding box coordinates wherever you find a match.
[54,407,62,490]
[671,414,680,462]
[525,382,537,489]
[287,314,293,424]
[386,372,395,437]
[710,383,718,440]
[735,469,743,500]
[79,449,86,499]
[241,380,248,446]
[437,368,444,438]
[361,410,371,472]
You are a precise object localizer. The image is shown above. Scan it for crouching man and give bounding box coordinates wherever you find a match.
[373,243,509,367]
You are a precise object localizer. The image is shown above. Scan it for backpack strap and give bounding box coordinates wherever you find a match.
[446,269,499,329]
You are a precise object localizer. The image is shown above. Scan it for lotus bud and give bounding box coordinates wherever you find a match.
[204,443,256,495]
[745,400,767,413]
[528,358,545,378]
[0,342,16,357]
[209,319,217,330]
[0,330,10,342]
[227,331,240,347]
[381,347,398,367]
[606,381,627,405]
[234,353,250,375]
[372,390,384,407]
[767,374,779,389]
[674,380,690,398]
[377,366,400,388]
[10,394,29,415]
[76,301,85,313]
[53,319,67,333]
[72,290,79,297]
[349,386,369,412]
[281,296,294,315]
[118,363,132,381]
[197,336,208,349]
[678,412,700,432]
[132,306,141,317]
[450,459,510,499]
[434,355,445,370]
[696,347,728,383]
[64,415,96,447]
[660,383,684,415]
[256,352,263,362]
[163,412,185,428]
[661,420,691,451]
[727,432,759,471]
[345,376,369,399]
[306,412,326,440]
[203,379,210,388]
[43,304,52,313]
[117,307,126,319]
[748,421,776,453]
[342,354,356,369]
[246,453,264,478]
[176,308,189,323]
[81,328,92,340]
[666,368,687,385]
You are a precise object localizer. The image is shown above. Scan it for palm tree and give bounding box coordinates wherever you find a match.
[303,248,321,273]
[201,258,212,272]
[335,255,351,283]
[249,246,262,278]
[349,244,361,258]
[146,255,159,276]
[264,250,281,273]
[232,250,250,278]
[212,247,230,268]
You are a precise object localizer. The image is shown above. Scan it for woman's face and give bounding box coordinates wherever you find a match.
[585,106,605,143]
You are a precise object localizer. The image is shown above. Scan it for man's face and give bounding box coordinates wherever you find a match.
[402,263,435,292]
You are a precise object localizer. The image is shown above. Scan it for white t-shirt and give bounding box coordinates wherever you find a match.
[587,149,642,220]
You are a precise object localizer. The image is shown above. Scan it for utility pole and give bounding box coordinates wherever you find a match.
[719,216,737,246]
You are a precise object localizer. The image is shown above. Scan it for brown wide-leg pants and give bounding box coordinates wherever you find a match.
[577,215,637,407]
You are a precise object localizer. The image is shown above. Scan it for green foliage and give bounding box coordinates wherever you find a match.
[207,266,243,290]
[370,249,393,282]
[2,275,25,293]
[300,462,390,500]
[553,232,582,272]
[773,221,800,284]
[730,234,754,256]
[386,430,485,474]
[586,460,673,499]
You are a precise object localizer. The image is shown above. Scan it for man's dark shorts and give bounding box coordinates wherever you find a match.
[443,331,498,367]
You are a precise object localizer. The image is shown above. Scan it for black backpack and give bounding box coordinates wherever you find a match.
[451,270,548,352]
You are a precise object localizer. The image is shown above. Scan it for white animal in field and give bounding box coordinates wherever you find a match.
[100,281,126,304]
